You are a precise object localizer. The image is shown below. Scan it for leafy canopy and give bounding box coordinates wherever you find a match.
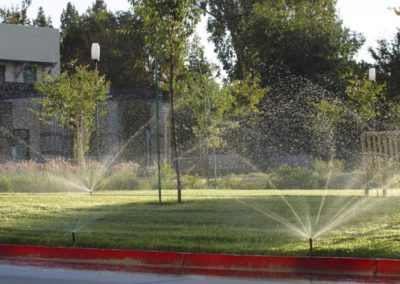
[207,0,363,80]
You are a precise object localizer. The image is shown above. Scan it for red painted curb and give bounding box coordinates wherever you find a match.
[0,245,399,280]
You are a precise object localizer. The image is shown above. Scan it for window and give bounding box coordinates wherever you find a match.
[0,65,5,82]
[12,129,30,160]
[23,66,37,83]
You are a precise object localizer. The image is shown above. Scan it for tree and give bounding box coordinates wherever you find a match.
[345,74,384,127]
[33,6,53,27]
[370,32,400,101]
[177,38,267,181]
[60,1,150,89]
[0,0,31,25]
[131,0,201,203]
[309,73,385,163]
[310,98,344,159]
[0,1,52,27]
[207,0,363,81]
[35,65,110,166]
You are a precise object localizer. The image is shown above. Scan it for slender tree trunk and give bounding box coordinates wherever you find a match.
[213,147,217,188]
[73,118,87,168]
[169,55,182,203]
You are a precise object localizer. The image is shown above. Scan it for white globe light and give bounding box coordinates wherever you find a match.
[369,67,376,82]
[91,43,100,61]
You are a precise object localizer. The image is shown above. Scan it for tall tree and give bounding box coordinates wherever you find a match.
[60,1,150,88]
[370,32,400,101]
[177,38,267,182]
[207,0,363,81]
[131,0,201,203]
[33,6,52,27]
[0,0,31,25]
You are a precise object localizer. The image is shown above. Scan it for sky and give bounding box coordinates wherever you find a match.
[1,0,400,66]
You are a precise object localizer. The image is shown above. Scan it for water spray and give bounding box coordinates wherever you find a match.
[309,238,313,256]
[72,231,76,245]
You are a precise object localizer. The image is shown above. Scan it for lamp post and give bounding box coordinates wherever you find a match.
[363,67,376,196]
[368,67,388,197]
[91,43,100,160]
[155,64,162,205]
[369,67,376,82]
[91,43,100,71]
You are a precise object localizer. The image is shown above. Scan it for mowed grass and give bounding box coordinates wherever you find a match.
[1,189,400,258]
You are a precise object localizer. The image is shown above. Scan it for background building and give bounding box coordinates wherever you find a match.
[0,23,61,161]
[0,23,166,164]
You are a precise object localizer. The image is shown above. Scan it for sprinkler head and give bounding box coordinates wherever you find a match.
[309,238,313,256]
[72,231,76,245]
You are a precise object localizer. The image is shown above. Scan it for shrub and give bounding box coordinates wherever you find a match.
[0,176,11,192]
[182,175,207,189]
[99,171,140,190]
[326,172,365,189]
[216,172,270,189]
[268,166,319,189]
[151,163,176,189]
[313,159,344,177]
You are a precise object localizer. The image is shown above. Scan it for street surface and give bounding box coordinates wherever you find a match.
[0,262,367,284]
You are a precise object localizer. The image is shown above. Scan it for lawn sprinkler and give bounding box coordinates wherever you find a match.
[309,238,313,256]
[72,231,76,245]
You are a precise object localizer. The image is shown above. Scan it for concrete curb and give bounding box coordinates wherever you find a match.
[0,245,399,280]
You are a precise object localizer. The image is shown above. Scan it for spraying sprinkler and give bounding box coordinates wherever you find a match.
[72,231,76,245]
[309,238,313,256]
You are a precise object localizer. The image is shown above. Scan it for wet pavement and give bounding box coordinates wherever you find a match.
[0,262,371,284]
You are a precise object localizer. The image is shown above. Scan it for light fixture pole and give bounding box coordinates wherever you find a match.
[91,43,100,160]
[91,43,100,72]
[155,63,162,205]
[368,67,376,83]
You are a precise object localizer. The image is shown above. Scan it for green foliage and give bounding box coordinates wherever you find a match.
[132,0,202,201]
[313,159,345,178]
[60,1,150,88]
[0,1,52,27]
[310,98,345,156]
[266,161,365,189]
[223,76,268,116]
[370,32,400,100]
[269,166,319,189]
[345,75,384,125]
[100,171,140,190]
[131,0,201,68]
[152,163,177,189]
[35,65,110,165]
[32,6,52,27]
[312,99,345,131]
[182,174,207,189]
[215,173,270,189]
[0,176,11,192]
[0,0,32,25]
[207,0,363,80]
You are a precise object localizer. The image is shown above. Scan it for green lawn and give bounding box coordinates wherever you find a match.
[1,189,400,259]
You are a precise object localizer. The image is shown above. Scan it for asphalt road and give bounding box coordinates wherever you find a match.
[0,262,362,284]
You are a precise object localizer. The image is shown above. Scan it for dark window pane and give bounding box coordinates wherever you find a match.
[23,67,37,83]
[12,129,30,160]
[0,66,5,82]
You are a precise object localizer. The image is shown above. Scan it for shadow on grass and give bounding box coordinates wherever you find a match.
[0,192,400,258]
